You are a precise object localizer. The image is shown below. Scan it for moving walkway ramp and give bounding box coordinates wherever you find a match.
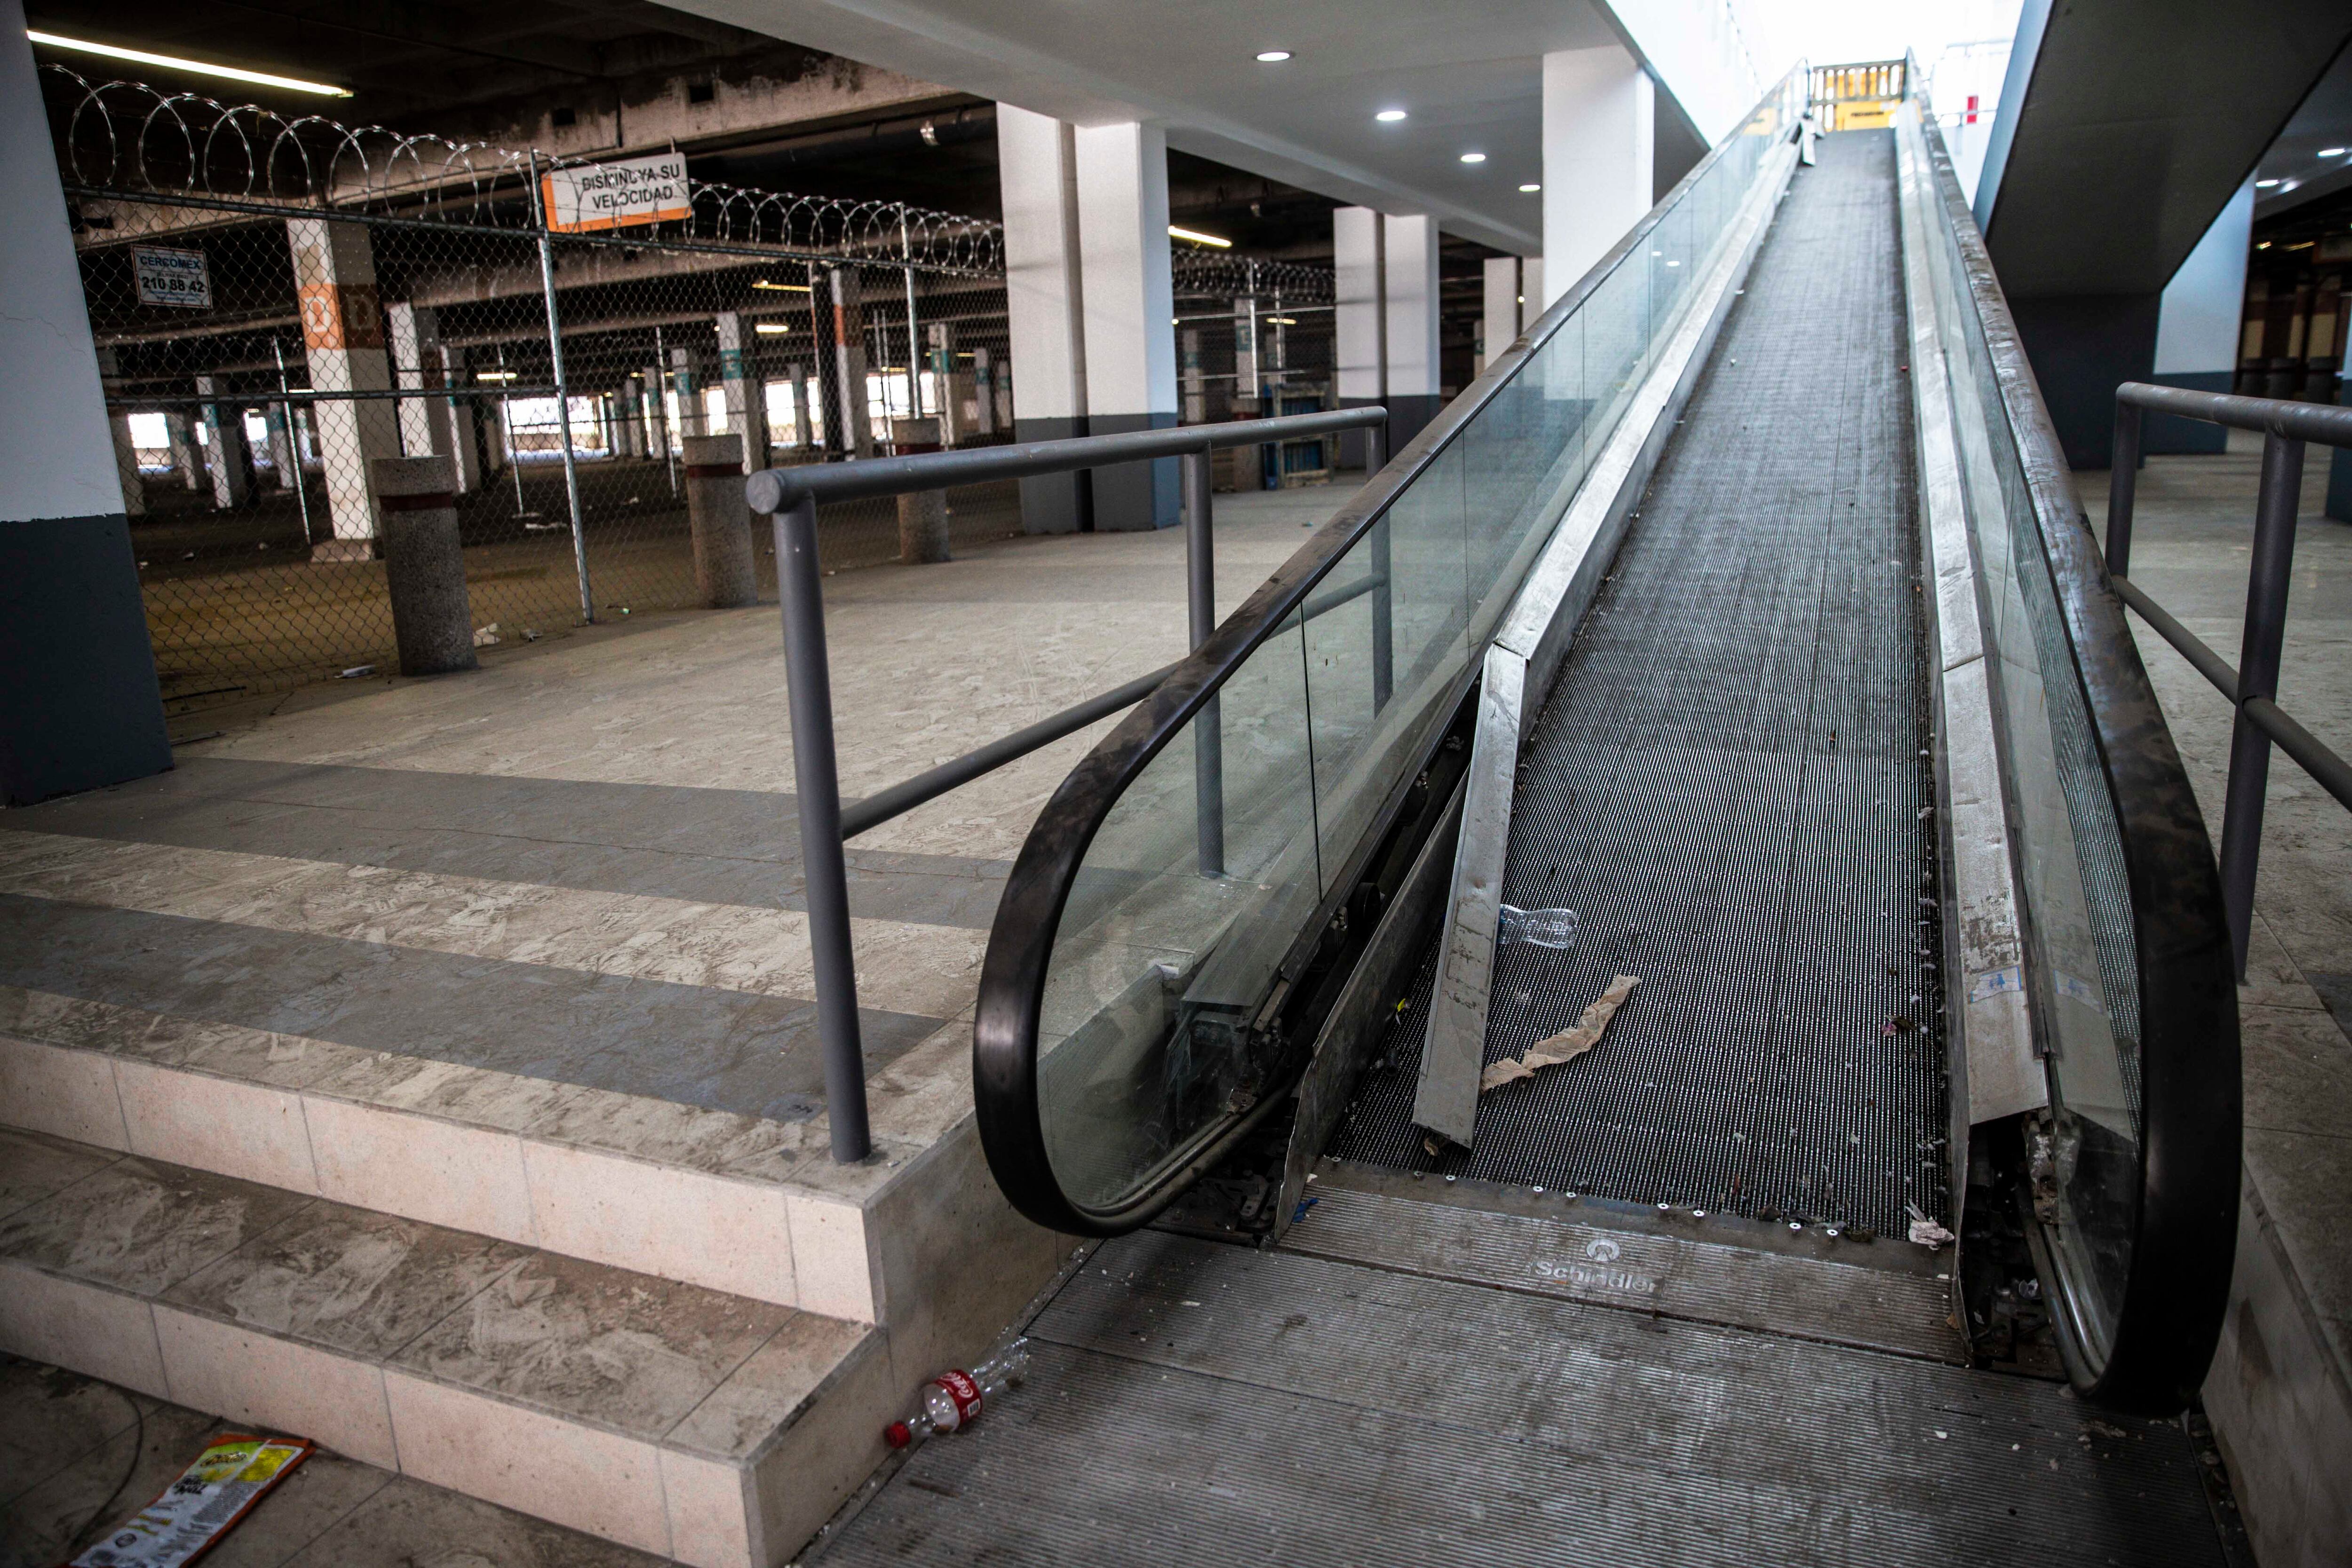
[813,70,2245,1566]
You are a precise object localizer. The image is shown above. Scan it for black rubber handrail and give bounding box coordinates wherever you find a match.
[1916,104,2239,1413]
[971,67,1808,1237]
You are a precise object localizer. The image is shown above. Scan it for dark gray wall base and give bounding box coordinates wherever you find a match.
[0,512,171,806]
[2009,291,2160,470]
[1013,416,1089,534]
[1085,412,1180,531]
[2144,371,2232,456]
[1337,395,1446,471]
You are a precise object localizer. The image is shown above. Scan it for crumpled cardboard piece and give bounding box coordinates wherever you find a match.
[1480,974,1640,1092]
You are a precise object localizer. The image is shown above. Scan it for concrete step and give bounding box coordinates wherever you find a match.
[0,1124,894,1567]
[0,983,1065,1394]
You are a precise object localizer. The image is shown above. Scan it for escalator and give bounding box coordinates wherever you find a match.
[816,66,2246,1566]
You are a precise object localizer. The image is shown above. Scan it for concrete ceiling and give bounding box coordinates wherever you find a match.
[1979,0,2352,297]
[655,0,1660,255]
[2253,39,2352,221]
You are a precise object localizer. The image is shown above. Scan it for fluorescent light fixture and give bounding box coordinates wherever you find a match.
[755,322,793,334]
[2321,146,2347,158]
[752,279,811,292]
[2256,177,2281,188]
[1459,152,1486,164]
[2256,240,2272,249]
[1255,49,1292,63]
[1519,183,1541,192]
[1375,108,1407,123]
[26,30,352,96]
[476,370,518,382]
[1267,317,1298,326]
[1168,225,1232,248]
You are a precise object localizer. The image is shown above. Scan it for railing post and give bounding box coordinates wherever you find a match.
[2106,396,2142,577]
[1184,445,1224,876]
[528,153,594,626]
[772,493,873,1162]
[1366,423,1392,710]
[2218,430,2304,979]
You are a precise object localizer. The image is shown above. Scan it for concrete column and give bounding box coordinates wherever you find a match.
[670,347,707,438]
[715,312,769,473]
[680,433,757,607]
[999,103,1089,532]
[386,301,439,456]
[1479,256,1524,374]
[1541,45,1654,307]
[2147,178,2254,455]
[437,345,481,492]
[1232,299,1261,414]
[1335,205,1382,467]
[166,411,203,490]
[1181,327,1207,424]
[262,403,298,492]
[824,269,873,458]
[640,366,667,459]
[971,346,998,438]
[371,454,476,677]
[927,322,962,446]
[0,0,171,803]
[1075,120,1179,531]
[93,350,146,517]
[1383,213,1442,449]
[287,216,401,556]
[194,377,253,509]
[898,490,950,564]
[481,399,509,474]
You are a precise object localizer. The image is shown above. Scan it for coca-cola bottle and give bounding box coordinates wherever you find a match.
[883,1340,1031,1449]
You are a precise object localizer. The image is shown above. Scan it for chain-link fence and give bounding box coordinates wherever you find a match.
[1171,254,1340,489]
[45,67,1021,723]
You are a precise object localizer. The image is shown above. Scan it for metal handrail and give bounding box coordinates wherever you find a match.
[750,406,1388,1164]
[2106,383,2352,975]
[1914,103,2238,1414]
[966,64,1810,1237]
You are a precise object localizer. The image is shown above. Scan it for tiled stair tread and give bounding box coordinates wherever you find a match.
[0,982,957,1202]
[0,1126,873,1465]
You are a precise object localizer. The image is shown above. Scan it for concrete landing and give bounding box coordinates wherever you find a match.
[0,484,1359,1562]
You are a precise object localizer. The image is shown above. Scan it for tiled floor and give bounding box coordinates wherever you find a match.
[0,1351,673,1568]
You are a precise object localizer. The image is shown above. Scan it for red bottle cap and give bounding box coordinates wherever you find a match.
[884,1421,913,1449]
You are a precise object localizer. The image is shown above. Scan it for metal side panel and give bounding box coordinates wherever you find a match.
[1894,103,2042,1128]
[813,1230,2230,1568]
[1412,645,1523,1147]
[1272,778,1465,1244]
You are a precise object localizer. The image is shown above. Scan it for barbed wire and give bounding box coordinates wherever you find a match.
[42,66,1003,274]
[1170,252,1334,302]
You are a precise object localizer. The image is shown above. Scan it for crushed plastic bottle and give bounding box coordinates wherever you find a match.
[1496,905,1580,950]
[884,1339,1031,1449]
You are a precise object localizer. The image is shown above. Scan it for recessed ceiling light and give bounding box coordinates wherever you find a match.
[2321,146,2347,158]
[1256,50,1292,63]
[1375,109,1408,123]
[1518,183,1541,192]
[1460,152,1486,164]
[26,28,353,96]
[2256,177,2281,188]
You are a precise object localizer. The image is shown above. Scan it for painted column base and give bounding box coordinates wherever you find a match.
[1013,416,1089,534]
[0,513,171,805]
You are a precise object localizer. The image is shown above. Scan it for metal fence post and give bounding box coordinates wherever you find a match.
[2218,430,2305,978]
[1366,423,1392,710]
[528,152,594,626]
[2106,398,2142,577]
[901,212,923,422]
[1184,445,1225,877]
[772,493,873,1162]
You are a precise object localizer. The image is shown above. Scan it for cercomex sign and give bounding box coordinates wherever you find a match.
[539,154,691,233]
[133,246,212,309]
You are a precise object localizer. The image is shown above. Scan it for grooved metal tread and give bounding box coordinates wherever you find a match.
[809,1231,2225,1567]
[1332,130,1948,1239]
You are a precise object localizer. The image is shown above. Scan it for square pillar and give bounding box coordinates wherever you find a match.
[386,300,439,456]
[821,271,873,458]
[1479,256,1524,374]
[715,311,770,472]
[1542,45,1654,307]
[194,376,252,510]
[1335,205,1382,466]
[1383,213,1442,450]
[166,410,203,490]
[671,345,708,437]
[2146,178,2254,454]
[287,216,401,555]
[438,345,481,492]
[999,103,1089,532]
[262,402,298,492]
[1075,120,1178,532]
[971,346,999,438]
